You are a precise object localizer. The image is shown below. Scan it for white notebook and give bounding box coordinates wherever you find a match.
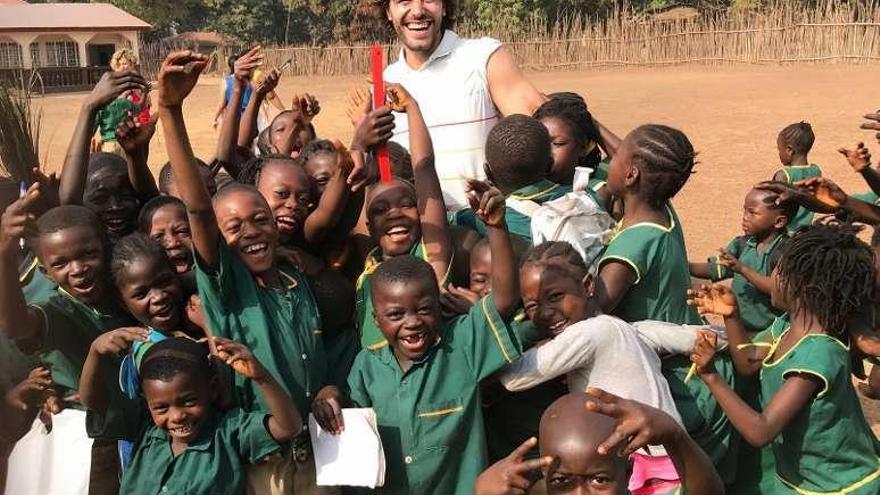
[308,408,386,488]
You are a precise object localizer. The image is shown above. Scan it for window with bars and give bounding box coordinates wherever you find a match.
[0,42,23,69]
[45,41,79,67]
[30,42,41,68]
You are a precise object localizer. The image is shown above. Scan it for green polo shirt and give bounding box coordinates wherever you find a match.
[707,234,788,333]
[450,180,572,241]
[195,240,327,417]
[347,296,521,494]
[777,164,822,231]
[761,332,880,494]
[598,204,739,482]
[111,405,279,495]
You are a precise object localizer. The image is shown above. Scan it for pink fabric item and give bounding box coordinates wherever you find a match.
[628,452,681,495]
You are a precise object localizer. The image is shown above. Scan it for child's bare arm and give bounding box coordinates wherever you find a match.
[595,262,637,314]
[840,143,880,197]
[59,71,147,205]
[235,48,271,151]
[302,141,355,245]
[79,328,149,413]
[593,118,622,158]
[389,84,452,286]
[2,366,53,443]
[717,248,774,295]
[216,47,262,179]
[688,261,713,280]
[115,113,160,202]
[0,184,46,341]
[155,51,221,268]
[212,337,302,441]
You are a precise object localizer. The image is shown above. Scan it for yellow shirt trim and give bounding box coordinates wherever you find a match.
[509,183,560,201]
[777,464,880,494]
[19,257,39,284]
[482,297,513,363]
[417,406,464,418]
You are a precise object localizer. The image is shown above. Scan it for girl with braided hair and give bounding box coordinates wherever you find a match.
[690,223,880,494]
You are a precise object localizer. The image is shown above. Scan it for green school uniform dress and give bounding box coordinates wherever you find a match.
[778,164,822,231]
[195,241,327,417]
[707,234,788,333]
[347,296,522,494]
[598,204,739,482]
[761,332,880,494]
[450,180,572,241]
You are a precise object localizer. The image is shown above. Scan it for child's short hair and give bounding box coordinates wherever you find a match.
[138,195,186,233]
[212,182,268,209]
[139,337,211,384]
[310,270,355,333]
[778,121,815,156]
[36,205,102,237]
[777,223,875,339]
[522,241,590,280]
[388,141,414,184]
[111,232,168,285]
[371,255,438,294]
[628,124,696,208]
[88,152,127,176]
[872,227,880,248]
[238,154,301,186]
[533,93,602,167]
[302,139,336,164]
[485,114,552,192]
[158,159,212,194]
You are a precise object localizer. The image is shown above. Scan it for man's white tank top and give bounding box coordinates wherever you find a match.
[384,31,502,210]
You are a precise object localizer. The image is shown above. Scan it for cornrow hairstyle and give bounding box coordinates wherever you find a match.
[237,153,300,186]
[388,141,414,184]
[628,124,696,209]
[534,93,602,169]
[139,337,211,384]
[138,196,186,234]
[371,255,439,298]
[776,223,875,340]
[485,114,552,193]
[753,183,799,226]
[521,241,590,282]
[371,0,456,32]
[36,205,103,238]
[110,232,168,286]
[778,121,815,156]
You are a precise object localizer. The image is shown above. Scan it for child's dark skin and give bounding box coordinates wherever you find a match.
[83,164,142,240]
[520,263,598,339]
[256,159,312,244]
[147,204,194,275]
[116,255,184,333]
[774,134,809,171]
[540,115,587,186]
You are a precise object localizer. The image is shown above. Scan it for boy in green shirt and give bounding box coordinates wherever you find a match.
[313,181,522,494]
[772,121,822,230]
[80,335,302,495]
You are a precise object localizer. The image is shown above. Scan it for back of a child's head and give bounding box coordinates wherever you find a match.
[533,93,602,167]
[627,124,696,208]
[778,121,815,156]
[37,205,103,240]
[110,232,168,285]
[159,159,212,195]
[522,241,591,281]
[485,114,552,192]
[138,195,186,233]
[310,269,356,333]
[777,223,875,338]
[372,255,438,295]
[139,337,210,385]
[389,141,414,183]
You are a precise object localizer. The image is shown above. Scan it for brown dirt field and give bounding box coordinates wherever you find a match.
[31,64,880,426]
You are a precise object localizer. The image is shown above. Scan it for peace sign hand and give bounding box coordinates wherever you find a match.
[474,437,553,495]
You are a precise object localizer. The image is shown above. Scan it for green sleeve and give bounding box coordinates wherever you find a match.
[193,239,256,339]
[452,295,521,381]
[707,238,740,282]
[345,352,372,408]
[781,336,846,399]
[224,409,280,463]
[599,227,661,285]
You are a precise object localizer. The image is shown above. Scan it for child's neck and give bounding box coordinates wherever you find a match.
[620,196,669,229]
[788,310,826,337]
[788,155,809,166]
[753,228,782,250]
[255,266,282,289]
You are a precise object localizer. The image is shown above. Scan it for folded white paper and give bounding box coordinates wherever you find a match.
[6,409,94,495]
[308,408,385,488]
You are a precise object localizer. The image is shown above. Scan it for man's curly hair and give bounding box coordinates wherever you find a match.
[371,0,457,32]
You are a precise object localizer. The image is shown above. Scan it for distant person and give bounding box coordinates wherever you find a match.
[94,49,150,154]
[771,121,821,230]
[213,53,285,132]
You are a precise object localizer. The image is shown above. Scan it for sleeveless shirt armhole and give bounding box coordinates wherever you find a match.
[467,37,503,81]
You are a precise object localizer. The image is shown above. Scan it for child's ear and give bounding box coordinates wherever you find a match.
[624,164,639,187]
[773,214,788,230]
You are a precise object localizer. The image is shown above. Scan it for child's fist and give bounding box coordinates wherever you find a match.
[91,327,150,357]
[687,283,737,317]
[386,83,414,113]
[86,70,147,109]
[292,93,321,122]
[717,248,742,273]
[212,337,267,380]
[312,385,346,435]
[157,51,208,108]
[116,111,158,155]
[5,366,53,412]
[585,387,683,457]
[474,437,552,495]
[466,180,506,228]
[234,46,263,82]
[839,142,872,173]
[351,106,394,152]
[0,182,39,250]
[691,329,719,376]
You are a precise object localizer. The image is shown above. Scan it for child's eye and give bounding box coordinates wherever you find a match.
[174,228,191,237]
[587,475,613,486]
[400,199,416,209]
[226,223,242,234]
[548,292,565,303]
[275,190,290,199]
[385,310,404,321]
[151,405,168,414]
[548,475,577,491]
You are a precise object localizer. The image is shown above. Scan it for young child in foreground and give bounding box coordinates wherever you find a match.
[474,390,723,495]
[80,336,301,495]
[772,121,821,230]
[691,223,880,494]
[312,181,523,494]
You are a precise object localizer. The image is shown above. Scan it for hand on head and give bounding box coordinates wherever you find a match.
[91,327,151,357]
[585,387,683,457]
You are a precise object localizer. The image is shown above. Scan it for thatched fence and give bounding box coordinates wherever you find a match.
[140,0,880,78]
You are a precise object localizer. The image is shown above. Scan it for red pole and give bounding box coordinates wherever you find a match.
[371,44,392,183]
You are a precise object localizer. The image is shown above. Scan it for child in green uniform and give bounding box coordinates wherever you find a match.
[80,336,302,495]
[474,390,724,495]
[313,181,523,494]
[595,124,739,482]
[772,121,822,231]
[356,85,452,350]
[691,224,880,494]
[139,196,196,276]
[155,51,331,494]
[690,186,796,334]
[450,114,574,241]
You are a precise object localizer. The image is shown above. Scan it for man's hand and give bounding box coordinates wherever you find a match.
[839,142,872,173]
[85,70,147,110]
[474,437,552,495]
[156,51,209,108]
[116,111,158,155]
[466,180,506,228]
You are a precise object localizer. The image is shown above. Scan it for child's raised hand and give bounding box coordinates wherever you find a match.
[861,111,880,144]
[31,167,60,213]
[795,177,847,209]
[234,46,263,81]
[473,437,552,495]
[85,70,147,109]
[5,366,53,412]
[691,329,719,376]
[91,327,150,357]
[116,111,158,155]
[346,86,371,126]
[466,180,506,227]
[212,337,268,380]
[312,385,346,435]
[440,286,481,318]
[292,93,321,122]
[350,106,394,152]
[386,83,413,113]
[156,51,208,108]
[585,387,683,458]
[717,248,742,273]
[0,182,39,250]
[839,142,872,173]
[687,283,737,317]
[255,68,280,97]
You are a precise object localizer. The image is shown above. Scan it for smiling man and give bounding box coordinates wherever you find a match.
[378,0,546,210]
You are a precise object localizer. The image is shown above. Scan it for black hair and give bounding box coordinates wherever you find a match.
[159,159,212,194]
[138,195,187,234]
[139,337,211,384]
[533,93,602,169]
[36,205,103,237]
[627,124,696,209]
[302,139,337,165]
[87,152,127,177]
[371,255,438,296]
[778,121,815,156]
[237,153,300,186]
[872,227,880,248]
[752,183,798,226]
[485,114,552,192]
[373,0,456,32]
[309,269,355,334]
[776,223,875,340]
[110,232,168,286]
[521,241,590,281]
[388,141,414,184]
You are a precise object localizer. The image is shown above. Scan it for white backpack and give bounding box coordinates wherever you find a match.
[506,168,616,269]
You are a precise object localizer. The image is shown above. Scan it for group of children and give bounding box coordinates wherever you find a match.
[1,45,880,495]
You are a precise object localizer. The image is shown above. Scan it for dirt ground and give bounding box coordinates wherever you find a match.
[31,64,880,429]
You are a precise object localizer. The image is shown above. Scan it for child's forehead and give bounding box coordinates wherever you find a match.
[38,225,104,255]
[373,276,437,300]
[214,187,270,214]
[367,181,416,207]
